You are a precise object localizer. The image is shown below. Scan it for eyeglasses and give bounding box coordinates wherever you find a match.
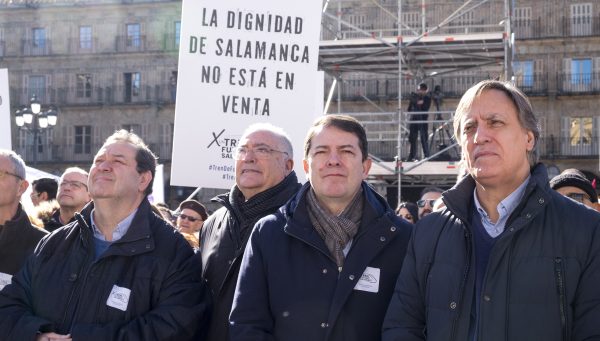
[417,199,437,208]
[178,214,201,222]
[59,180,88,190]
[0,169,23,180]
[565,192,590,203]
[233,146,288,160]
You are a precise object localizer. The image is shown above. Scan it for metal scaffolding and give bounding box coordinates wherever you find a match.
[319,0,512,203]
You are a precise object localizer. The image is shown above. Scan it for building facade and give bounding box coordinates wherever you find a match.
[2,0,599,206]
[0,0,185,205]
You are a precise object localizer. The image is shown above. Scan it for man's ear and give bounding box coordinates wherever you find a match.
[17,180,29,197]
[39,191,48,202]
[285,158,294,173]
[525,130,535,151]
[361,158,372,179]
[139,171,153,193]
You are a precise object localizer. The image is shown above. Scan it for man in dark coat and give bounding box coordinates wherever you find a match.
[199,123,301,341]
[383,80,600,341]
[229,115,412,341]
[407,82,432,160]
[0,150,48,289]
[0,130,210,340]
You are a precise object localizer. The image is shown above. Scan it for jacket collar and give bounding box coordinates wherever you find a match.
[75,199,155,255]
[443,163,552,228]
[282,181,394,253]
[3,203,30,229]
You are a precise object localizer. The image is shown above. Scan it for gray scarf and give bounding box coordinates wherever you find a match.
[306,187,364,268]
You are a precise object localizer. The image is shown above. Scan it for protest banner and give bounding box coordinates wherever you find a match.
[171,0,322,188]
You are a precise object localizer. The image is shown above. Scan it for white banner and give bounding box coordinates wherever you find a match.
[171,0,322,188]
[0,69,11,150]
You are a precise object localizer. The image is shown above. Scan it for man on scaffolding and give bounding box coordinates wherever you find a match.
[406,82,432,161]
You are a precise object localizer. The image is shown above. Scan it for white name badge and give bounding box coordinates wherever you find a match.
[106,285,131,312]
[354,266,380,293]
[0,272,12,291]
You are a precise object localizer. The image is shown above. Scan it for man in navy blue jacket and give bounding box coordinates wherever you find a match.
[383,80,600,341]
[0,130,209,340]
[229,114,412,341]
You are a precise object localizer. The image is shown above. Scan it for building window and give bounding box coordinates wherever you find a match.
[76,74,92,98]
[514,60,534,88]
[571,58,592,85]
[569,117,593,146]
[74,125,92,154]
[28,75,46,102]
[124,72,141,102]
[571,3,592,36]
[175,21,181,48]
[126,23,141,47]
[514,7,532,38]
[32,28,46,48]
[79,26,92,49]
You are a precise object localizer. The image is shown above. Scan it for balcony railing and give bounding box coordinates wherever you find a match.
[9,84,177,107]
[513,73,549,96]
[162,33,180,52]
[115,35,147,52]
[22,39,52,56]
[514,16,600,40]
[67,37,99,54]
[325,72,552,101]
[557,73,600,95]
[15,142,174,164]
[537,136,599,159]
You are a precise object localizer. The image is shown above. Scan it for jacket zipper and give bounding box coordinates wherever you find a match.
[554,257,568,341]
[450,228,472,341]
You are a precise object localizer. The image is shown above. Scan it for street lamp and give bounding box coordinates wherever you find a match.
[14,94,59,165]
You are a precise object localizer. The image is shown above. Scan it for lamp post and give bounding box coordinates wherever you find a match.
[14,94,59,165]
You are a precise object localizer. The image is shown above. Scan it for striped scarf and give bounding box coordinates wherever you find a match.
[306,187,364,268]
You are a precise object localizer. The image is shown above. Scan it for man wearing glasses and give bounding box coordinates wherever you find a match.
[200,123,301,341]
[416,186,443,219]
[176,199,208,249]
[0,150,47,289]
[44,167,91,232]
[30,177,58,207]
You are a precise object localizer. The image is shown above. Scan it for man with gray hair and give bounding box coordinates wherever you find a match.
[0,150,48,289]
[383,80,600,340]
[0,131,209,340]
[44,167,91,232]
[200,123,301,341]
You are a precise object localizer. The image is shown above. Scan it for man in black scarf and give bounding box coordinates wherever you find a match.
[199,123,301,341]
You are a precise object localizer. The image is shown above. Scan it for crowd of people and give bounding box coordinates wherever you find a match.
[0,79,599,340]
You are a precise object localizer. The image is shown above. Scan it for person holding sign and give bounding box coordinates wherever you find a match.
[0,131,209,340]
[200,123,301,341]
[229,115,412,341]
[0,150,48,290]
